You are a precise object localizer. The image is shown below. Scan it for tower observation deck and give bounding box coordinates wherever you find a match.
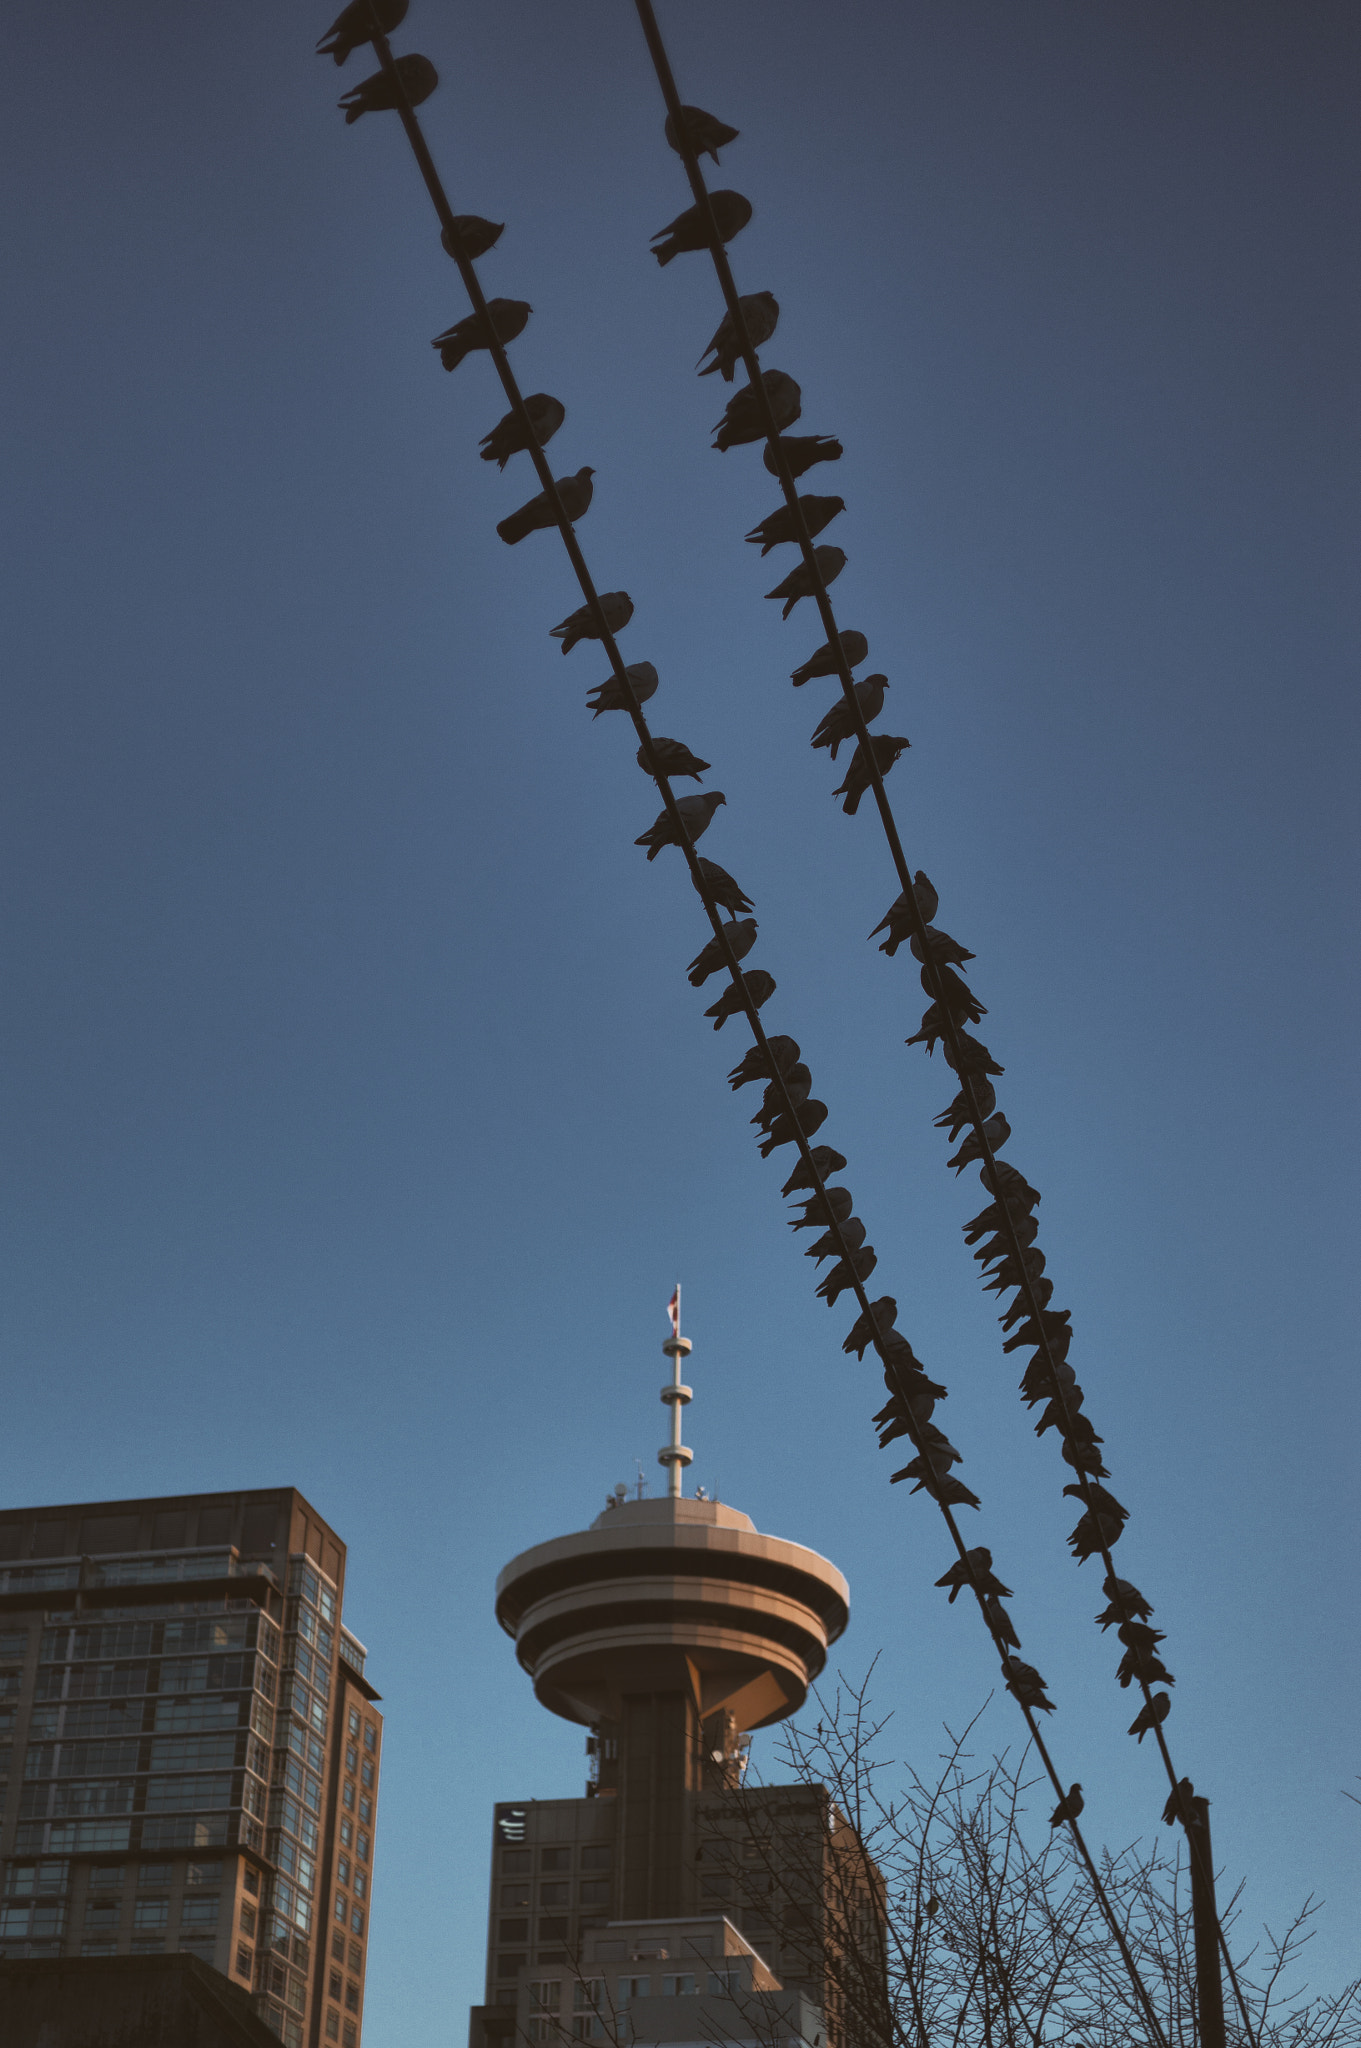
[493,1300,849,1923]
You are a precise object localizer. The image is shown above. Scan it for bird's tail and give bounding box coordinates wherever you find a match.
[841,786,864,816]
[344,103,364,125]
[496,511,532,545]
[653,241,677,268]
[782,595,801,621]
[438,343,469,372]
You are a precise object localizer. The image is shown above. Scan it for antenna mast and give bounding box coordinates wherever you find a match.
[658,1284,693,1500]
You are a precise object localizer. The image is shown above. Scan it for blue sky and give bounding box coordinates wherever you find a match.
[1,2,1357,2037]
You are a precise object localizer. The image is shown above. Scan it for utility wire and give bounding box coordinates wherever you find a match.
[628,3,1257,2040]
[331,17,1172,2040]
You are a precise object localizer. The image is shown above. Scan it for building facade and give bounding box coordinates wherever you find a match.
[0,1487,381,2048]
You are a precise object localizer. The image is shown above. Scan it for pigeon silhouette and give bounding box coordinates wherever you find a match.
[815,1246,877,1306]
[1096,1577,1154,1628]
[714,371,802,451]
[936,1080,998,1145]
[869,872,939,954]
[832,735,910,815]
[922,963,986,1026]
[934,1548,1013,1604]
[664,104,740,164]
[791,629,868,686]
[551,591,632,654]
[639,737,710,784]
[788,1186,853,1230]
[318,0,407,64]
[1003,1658,1056,1713]
[703,968,776,1031]
[1162,1779,1196,1826]
[747,496,845,556]
[496,467,594,545]
[699,292,779,380]
[759,1100,828,1158]
[693,858,754,919]
[764,434,843,479]
[635,792,726,861]
[441,215,504,261]
[842,1295,897,1358]
[766,546,846,620]
[340,52,438,121]
[901,1468,980,1509]
[810,676,889,759]
[432,298,530,372]
[479,393,564,470]
[1049,1784,1084,1827]
[753,1067,813,1130]
[1068,1511,1125,1564]
[586,660,656,717]
[805,1215,867,1263]
[1128,1693,1171,1742]
[728,1035,799,1090]
[945,1115,1011,1175]
[781,1146,848,1199]
[652,190,752,265]
[912,927,976,971]
[687,920,757,989]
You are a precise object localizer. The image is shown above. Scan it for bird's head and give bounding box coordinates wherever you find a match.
[708,792,727,810]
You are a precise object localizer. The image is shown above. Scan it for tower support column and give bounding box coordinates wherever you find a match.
[617,1689,701,1919]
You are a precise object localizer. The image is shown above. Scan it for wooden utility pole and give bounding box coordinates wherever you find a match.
[1187,1794,1226,2048]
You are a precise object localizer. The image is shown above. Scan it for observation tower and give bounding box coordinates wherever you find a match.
[494,1295,850,1921]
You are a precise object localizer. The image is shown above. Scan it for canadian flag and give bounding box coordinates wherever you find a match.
[667,1286,681,1339]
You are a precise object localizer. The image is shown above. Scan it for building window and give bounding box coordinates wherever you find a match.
[342,1782,355,1813]
[345,1746,358,1775]
[496,1953,526,1979]
[363,1724,377,1753]
[345,1981,360,2012]
[134,1900,169,1929]
[580,1847,611,1872]
[500,1849,530,1876]
[501,1883,530,1909]
[360,1761,374,1790]
[182,1895,220,1927]
[331,1929,346,1961]
[708,1970,739,1996]
[288,1977,307,2013]
[334,1894,347,1923]
[540,1847,570,1873]
[337,1858,350,1887]
[340,1820,352,1850]
[573,1981,604,2012]
[357,1797,371,1827]
[244,1866,261,1896]
[347,1709,360,1738]
[348,1941,363,1973]
[529,1981,560,2010]
[352,1873,367,1902]
[538,1918,568,1941]
[356,1833,369,1864]
[350,1907,364,1936]
[139,1865,172,1888]
[662,1975,696,1997]
[498,1918,528,1942]
[618,1978,649,2003]
[235,1944,253,1978]
[579,1881,610,1906]
[284,2018,304,2048]
[527,2021,550,2043]
[239,1903,257,1936]
[325,2012,339,2041]
[571,2021,603,2040]
[342,2023,357,2048]
[540,1883,569,1907]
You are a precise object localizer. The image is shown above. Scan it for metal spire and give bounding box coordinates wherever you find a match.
[658,1284,693,1499]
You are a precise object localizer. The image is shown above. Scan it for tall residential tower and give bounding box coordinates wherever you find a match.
[0,1487,381,2048]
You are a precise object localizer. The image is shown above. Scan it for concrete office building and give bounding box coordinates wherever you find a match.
[0,1487,382,2048]
[470,1317,884,2048]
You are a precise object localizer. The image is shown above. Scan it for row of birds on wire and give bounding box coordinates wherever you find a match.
[318,0,1178,1777]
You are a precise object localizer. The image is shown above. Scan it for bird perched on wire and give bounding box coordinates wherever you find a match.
[809,675,889,759]
[1019,1352,1077,1407]
[441,215,504,261]
[1049,1784,1084,1827]
[832,735,910,815]
[981,1596,1021,1650]
[765,434,843,479]
[982,1247,1046,1297]
[1068,1510,1125,1563]
[551,591,632,654]
[664,104,740,164]
[699,292,779,380]
[339,51,438,121]
[782,1146,848,1199]
[728,1035,799,1090]
[946,1030,1005,1079]
[1096,1577,1153,1628]
[432,298,530,372]
[479,393,565,470]
[805,1215,866,1264]
[873,1373,947,1437]
[789,1187,853,1233]
[791,629,868,686]
[1128,1693,1171,1742]
[496,467,594,545]
[869,871,939,952]
[766,546,846,620]
[687,919,757,987]
[901,1466,979,1509]
[703,969,776,1031]
[945,1114,1011,1175]
[922,964,986,1026]
[713,371,802,451]
[976,1213,1041,1268]
[1116,1645,1175,1690]
[1033,1390,1088,1437]
[1064,1482,1127,1524]
[962,1184,1036,1245]
[816,1246,877,1306]
[635,791,726,861]
[1162,1779,1196,1826]
[639,737,710,784]
[1004,1306,1070,1357]
[935,1548,1013,1604]
[760,1100,828,1159]
[912,927,976,971]
[1003,1658,1055,1713]
[753,1073,806,1138]
[693,857,754,919]
[318,0,408,62]
[651,190,752,266]
[842,1295,897,1357]
[1061,1431,1109,1479]
[746,495,845,556]
[936,1081,998,1147]
[586,659,655,717]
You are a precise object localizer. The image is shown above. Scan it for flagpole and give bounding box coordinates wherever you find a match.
[659,1283,693,1500]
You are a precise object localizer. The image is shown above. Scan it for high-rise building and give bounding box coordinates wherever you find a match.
[469,1316,886,2048]
[0,1487,382,2048]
